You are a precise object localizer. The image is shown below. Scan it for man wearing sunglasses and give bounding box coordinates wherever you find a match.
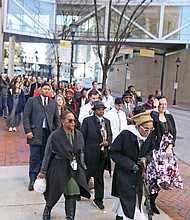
[142,94,154,110]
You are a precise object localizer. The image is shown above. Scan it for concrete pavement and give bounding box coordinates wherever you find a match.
[0,165,172,220]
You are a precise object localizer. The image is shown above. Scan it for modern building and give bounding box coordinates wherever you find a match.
[0,0,190,104]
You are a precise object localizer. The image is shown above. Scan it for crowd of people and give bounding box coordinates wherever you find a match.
[0,72,183,220]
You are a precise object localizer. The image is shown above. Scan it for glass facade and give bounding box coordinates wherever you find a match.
[3,0,190,43]
[6,0,54,35]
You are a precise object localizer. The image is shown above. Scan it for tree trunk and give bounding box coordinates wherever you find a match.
[102,66,109,89]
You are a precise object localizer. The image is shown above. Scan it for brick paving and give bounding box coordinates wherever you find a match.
[0,117,29,166]
[0,113,190,219]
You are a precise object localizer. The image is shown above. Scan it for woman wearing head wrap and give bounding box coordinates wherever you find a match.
[110,111,155,220]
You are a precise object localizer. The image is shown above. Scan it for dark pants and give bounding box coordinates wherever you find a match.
[29,129,49,181]
[0,95,7,117]
[87,158,106,202]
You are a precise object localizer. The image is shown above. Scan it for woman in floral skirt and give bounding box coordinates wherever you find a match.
[146,96,183,215]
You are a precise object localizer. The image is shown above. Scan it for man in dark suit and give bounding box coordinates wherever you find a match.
[128,85,142,107]
[76,88,89,109]
[29,76,42,97]
[23,82,60,191]
[121,90,135,124]
[80,100,112,210]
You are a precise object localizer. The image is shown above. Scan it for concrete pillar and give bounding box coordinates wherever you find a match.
[8,36,15,78]
[0,0,4,73]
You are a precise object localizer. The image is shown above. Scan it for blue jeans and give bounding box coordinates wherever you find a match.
[29,129,49,181]
[0,95,7,117]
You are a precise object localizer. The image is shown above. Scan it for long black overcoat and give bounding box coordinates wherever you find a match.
[109,129,155,219]
[80,115,112,177]
[40,126,90,208]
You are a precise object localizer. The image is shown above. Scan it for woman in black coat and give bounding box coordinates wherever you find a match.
[38,110,90,220]
[110,111,155,220]
[146,96,183,215]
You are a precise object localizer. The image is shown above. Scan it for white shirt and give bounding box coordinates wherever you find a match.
[40,95,48,128]
[79,102,93,124]
[102,95,114,112]
[40,95,48,106]
[105,107,127,142]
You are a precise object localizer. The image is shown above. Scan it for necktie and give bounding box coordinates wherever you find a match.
[117,111,121,132]
[44,97,47,106]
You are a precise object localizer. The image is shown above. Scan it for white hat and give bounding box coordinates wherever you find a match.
[34,178,46,194]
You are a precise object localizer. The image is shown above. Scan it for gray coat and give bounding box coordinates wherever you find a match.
[23,95,60,145]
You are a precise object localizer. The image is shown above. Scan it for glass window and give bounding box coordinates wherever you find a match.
[163,6,180,39]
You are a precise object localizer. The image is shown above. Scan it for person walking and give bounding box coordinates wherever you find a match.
[146,96,183,215]
[76,88,89,110]
[54,94,67,116]
[78,89,100,124]
[65,89,80,129]
[121,90,135,124]
[23,82,60,191]
[29,76,42,97]
[110,111,155,220]
[104,97,127,142]
[102,87,114,113]
[128,85,142,107]
[0,73,9,118]
[142,94,154,110]
[7,81,26,132]
[80,100,112,210]
[38,110,90,220]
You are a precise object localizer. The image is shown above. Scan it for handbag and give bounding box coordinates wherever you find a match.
[34,178,46,193]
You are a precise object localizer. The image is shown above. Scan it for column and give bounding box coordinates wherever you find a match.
[8,36,15,78]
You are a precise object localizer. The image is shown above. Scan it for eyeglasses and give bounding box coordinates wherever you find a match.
[68,119,76,123]
[140,125,154,133]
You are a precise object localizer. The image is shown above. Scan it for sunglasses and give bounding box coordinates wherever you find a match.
[68,119,76,123]
[140,125,154,133]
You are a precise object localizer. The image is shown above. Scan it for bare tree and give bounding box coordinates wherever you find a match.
[93,0,153,89]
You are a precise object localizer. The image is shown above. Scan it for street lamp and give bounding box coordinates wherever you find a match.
[124,63,129,92]
[69,20,79,83]
[173,57,181,105]
[34,51,38,76]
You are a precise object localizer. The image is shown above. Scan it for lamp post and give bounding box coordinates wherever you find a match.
[69,20,78,83]
[34,51,38,76]
[173,57,181,105]
[83,62,86,77]
[124,63,129,92]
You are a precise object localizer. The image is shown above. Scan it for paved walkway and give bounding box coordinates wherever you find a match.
[0,115,189,219]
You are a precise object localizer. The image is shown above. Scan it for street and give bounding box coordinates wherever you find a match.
[168,108,190,165]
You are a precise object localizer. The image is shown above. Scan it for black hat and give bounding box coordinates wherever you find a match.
[114,97,124,105]
[92,100,106,110]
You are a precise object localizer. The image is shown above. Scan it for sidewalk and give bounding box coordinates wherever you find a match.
[0,117,188,219]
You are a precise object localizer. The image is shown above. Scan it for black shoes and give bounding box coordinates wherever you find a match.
[115,215,123,220]
[28,181,35,191]
[93,200,105,210]
[43,206,51,220]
